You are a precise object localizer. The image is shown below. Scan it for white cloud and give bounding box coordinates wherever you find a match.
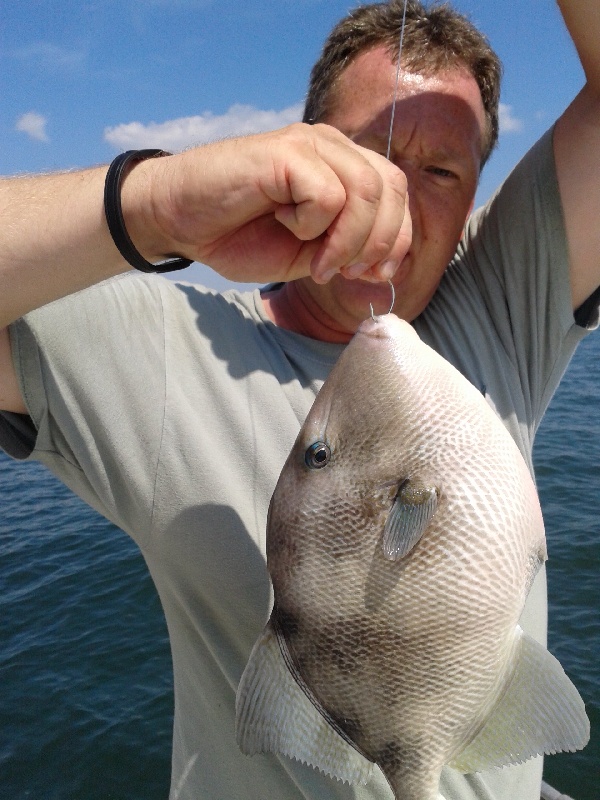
[499,103,523,134]
[104,102,304,152]
[16,112,49,142]
[11,42,86,70]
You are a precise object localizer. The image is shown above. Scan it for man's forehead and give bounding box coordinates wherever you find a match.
[337,46,482,102]
[330,47,487,149]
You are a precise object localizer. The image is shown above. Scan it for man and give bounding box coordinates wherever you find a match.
[0,1,598,798]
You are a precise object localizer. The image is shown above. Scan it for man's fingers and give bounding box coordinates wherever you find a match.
[302,129,408,283]
[264,125,410,283]
[272,128,368,246]
[367,188,413,281]
[309,161,384,281]
[161,123,411,286]
[273,172,347,242]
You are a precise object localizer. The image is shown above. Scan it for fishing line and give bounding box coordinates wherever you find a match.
[386,0,409,160]
[371,0,408,320]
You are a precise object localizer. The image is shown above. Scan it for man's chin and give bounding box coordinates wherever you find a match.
[326,273,398,319]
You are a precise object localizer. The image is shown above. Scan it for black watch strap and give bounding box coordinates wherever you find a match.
[104,149,193,274]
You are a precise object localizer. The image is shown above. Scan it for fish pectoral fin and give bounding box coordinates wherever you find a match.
[235,620,374,785]
[382,481,438,560]
[449,627,590,774]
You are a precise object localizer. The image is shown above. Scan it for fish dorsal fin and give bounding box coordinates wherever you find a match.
[382,481,438,560]
[236,621,374,785]
[449,628,590,773]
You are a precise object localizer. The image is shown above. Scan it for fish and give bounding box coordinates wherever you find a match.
[236,313,589,800]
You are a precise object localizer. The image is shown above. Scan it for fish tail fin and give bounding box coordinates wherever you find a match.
[449,627,590,773]
[382,763,443,800]
[236,620,374,785]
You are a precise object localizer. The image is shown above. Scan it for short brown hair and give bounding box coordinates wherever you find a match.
[303,0,502,166]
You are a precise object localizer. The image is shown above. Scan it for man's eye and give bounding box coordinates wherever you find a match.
[427,166,456,178]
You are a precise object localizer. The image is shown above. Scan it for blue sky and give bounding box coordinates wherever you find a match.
[1,0,584,289]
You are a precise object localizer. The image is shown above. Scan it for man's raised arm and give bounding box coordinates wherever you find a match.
[0,124,410,330]
[0,123,411,412]
[555,0,600,312]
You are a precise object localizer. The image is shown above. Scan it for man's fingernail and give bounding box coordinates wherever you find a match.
[379,261,397,280]
[345,262,367,278]
[320,267,338,282]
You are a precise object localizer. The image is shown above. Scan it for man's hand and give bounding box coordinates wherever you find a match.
[125,123,412,287]
[0,123,411,331]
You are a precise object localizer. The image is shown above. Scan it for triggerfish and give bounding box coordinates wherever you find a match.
[236,313,589,800]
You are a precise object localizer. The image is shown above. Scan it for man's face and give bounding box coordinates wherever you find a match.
[299,45,487,328]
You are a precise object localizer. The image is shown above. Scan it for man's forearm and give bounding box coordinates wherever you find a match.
[558,0,600,91]
[0,166,131,329]
[554,1,600,310]
[0,124,412,329]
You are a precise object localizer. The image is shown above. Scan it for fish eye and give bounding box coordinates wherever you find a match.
[304,441,331,469]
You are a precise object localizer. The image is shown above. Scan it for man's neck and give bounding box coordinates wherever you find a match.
[261,281,354,344]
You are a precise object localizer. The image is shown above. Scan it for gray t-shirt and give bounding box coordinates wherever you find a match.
[1,129,595,800]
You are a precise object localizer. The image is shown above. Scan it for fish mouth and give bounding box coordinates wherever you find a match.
[356,312,416,343]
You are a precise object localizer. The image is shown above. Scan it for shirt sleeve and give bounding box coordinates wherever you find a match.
[458,127,594,427]
[1,272,168,545]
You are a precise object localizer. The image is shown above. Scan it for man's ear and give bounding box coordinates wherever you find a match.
[462,200,475,240]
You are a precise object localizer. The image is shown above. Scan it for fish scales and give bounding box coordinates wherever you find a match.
[236,314,589,800]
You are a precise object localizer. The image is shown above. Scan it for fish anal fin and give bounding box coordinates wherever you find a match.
[236,621,374,785]
[383,481,438,560]
[449,628,590,773]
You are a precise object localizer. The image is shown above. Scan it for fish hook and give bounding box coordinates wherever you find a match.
[370,279,396,321]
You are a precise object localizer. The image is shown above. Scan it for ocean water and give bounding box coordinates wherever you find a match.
[0,333,598,800]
